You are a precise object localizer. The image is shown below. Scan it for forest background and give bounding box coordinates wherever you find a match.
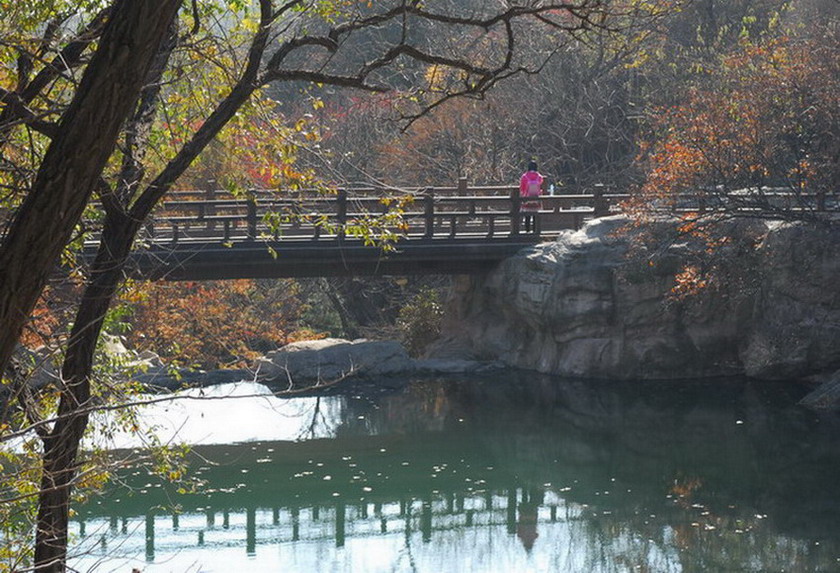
[7,0,838,370]
[0,0,837,570]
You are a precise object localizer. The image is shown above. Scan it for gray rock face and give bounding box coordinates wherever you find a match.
[255,338,414,384]
[254,338,502,385]
[741,223,840,379]
[432,216,840,381]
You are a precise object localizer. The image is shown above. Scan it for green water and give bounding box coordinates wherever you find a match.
[70,372,840,572]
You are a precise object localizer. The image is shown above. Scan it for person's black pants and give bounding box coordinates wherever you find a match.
[523,215,535,232]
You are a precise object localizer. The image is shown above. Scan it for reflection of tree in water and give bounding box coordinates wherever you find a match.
[298,396,327,441]
[426,373,840,571]
[334,378,458,437]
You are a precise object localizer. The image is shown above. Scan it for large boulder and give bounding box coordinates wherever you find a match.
[254,338,502,386]
[432,216,840,381]
[255,338,414,384]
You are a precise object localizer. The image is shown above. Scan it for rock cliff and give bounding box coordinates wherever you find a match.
[432,216,840,381]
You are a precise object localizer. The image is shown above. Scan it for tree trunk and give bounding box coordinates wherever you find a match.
[32,10,268,566]
[33,213,141,572]
[0,0,181,381]
[33,435,83,572]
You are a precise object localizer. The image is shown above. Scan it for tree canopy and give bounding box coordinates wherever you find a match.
[0,1,629,570]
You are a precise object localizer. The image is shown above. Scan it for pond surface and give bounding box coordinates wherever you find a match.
[70,372,840,572]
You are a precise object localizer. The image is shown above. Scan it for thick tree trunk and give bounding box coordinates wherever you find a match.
[31,67,256,571]
[0,0,181,381]
[33,9,267,567]
[34,413,90,572]
[33,214,141,572]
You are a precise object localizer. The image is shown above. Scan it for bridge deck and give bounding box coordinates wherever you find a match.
[121,236,545,280]
[86,184,627,280]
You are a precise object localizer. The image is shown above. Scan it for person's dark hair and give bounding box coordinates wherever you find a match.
[527,160,538,172]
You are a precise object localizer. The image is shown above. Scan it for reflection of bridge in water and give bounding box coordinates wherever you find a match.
[69,375,840,570]
[74,489,578,562]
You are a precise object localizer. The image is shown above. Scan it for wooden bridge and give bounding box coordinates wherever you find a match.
[97,180,627,280]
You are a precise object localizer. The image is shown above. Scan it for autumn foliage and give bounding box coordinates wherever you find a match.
[618,6,840,297]
[634,24,839,218]
[122,280,320,369]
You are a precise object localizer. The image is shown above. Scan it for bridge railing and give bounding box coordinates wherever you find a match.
[130,181,628,246]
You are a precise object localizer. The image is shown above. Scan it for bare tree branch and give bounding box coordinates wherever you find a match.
[0,7,112,140]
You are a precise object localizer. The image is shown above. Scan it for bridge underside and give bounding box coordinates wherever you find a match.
[117,238,543,281]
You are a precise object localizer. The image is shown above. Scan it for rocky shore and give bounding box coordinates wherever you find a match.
[428,216,840,406]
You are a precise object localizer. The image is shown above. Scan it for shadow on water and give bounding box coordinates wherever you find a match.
[72,372,840,571]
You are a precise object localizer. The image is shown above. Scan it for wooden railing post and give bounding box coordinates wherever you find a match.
[423,188,435,239]
[336,188,347,242]
[204,179,216,230]
[458,176,467,196]
[510,187,521,237]
[593,184,608,217]
[246,199,258,240]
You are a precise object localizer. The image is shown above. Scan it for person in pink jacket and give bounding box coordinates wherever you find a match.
[519,160,544,232]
